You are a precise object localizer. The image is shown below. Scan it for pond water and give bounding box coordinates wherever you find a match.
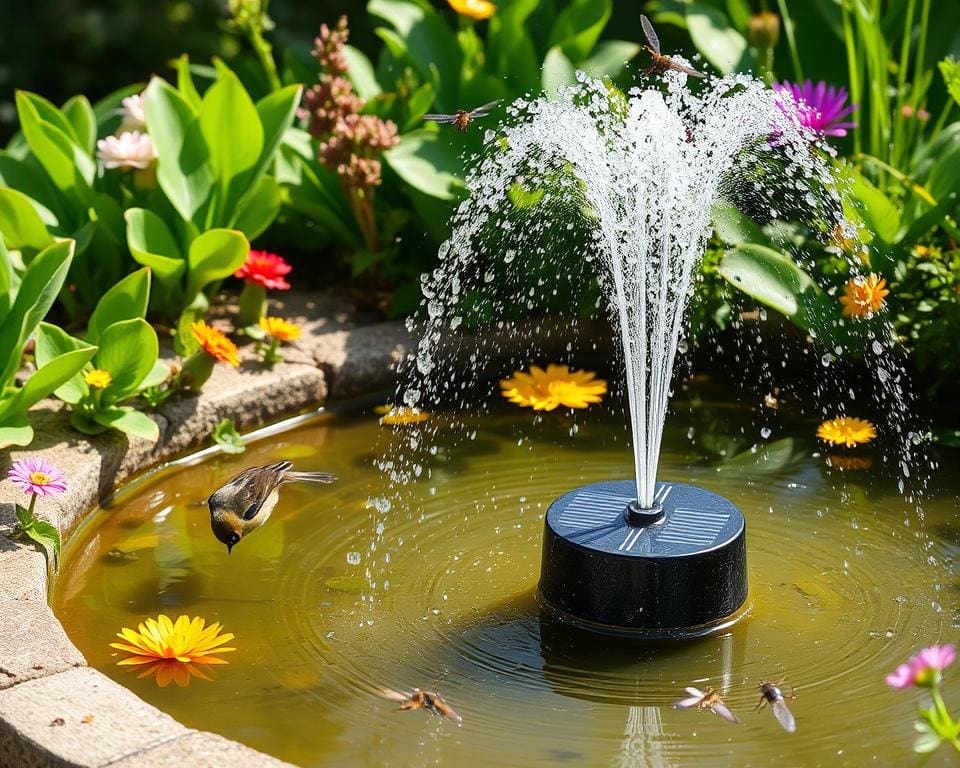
[53,382,958,767]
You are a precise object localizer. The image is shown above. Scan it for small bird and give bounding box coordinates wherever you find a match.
[207,461,335,553]
[423,100,500,133]
[377,687,462,725]
[673,686,738,724]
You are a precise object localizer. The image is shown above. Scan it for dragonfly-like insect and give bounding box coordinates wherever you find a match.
[423,101,500,133]
[673,686,738,724]
[378,687,463,725]
[640,14,707,79]
[756,680,797,732]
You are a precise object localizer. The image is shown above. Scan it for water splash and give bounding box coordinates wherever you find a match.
[405,71,839,507]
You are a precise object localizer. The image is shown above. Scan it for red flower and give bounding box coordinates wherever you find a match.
[235,250,292,291]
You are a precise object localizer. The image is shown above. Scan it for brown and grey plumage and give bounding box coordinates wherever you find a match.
[207,461,336,552]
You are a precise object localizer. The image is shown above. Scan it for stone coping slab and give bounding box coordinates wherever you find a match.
[0,292,606,767]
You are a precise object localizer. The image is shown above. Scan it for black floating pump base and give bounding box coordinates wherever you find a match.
[538,480,748,639]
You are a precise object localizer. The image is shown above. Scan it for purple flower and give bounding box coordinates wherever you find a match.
[772,80,858,137]
[886,644,956,689]
[7,458,67,497]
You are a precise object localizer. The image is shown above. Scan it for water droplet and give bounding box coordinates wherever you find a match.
[346,552,361,565]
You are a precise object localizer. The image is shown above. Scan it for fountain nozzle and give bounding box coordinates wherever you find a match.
[624,500,664,526]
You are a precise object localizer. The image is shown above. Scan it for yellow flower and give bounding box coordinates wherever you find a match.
[911,245,930,258]
[379,406,430,426]
[191,321,240,367]
[839,273,889,318]
[500,364,607,411]
[259,316,302,342]
[110,614,236,688]
[447,0,495,20]
[816,417,876,448]
[84,369,112,389]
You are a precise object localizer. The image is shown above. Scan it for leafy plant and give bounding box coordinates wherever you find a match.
[14,503,61,570]
[35,268,165,440]
[0,238,96,448]
[212,418,246,454]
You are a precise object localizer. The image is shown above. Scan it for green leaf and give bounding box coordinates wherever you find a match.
[0,419,33,448]
[124,208,186,289]
[15,506,61,567]
[15,91,95,200]
[844,168,901,243]
[200,60,264,218]
[212,418,246,454]
[173,54,203,111]
[0,235,12,316]
[96,318,159,403]
[11,345,96,415]
[939,57,960,108]
[185,228,249,299]
[140,358,172,390]
[542,46,577,97]
[70,410,108,435]
[86,268,151,344]
[174,293,209,357]
[0,239,73,389]
[34,322,95,404]
[685,3,749,74]
[143,77,213,224]
[488,0,540,93]
[0,153,65,229]
[711,204,768,245]
[384,130,464,201]
[230,176,281,240]
[0,188,54,256]
[92,83,144,130]
[913,719,943,754]
[549,0,612,64]
[343,45,381,100]
[93,406,160,442]
[581,41,643,78]
[61,95,97,156]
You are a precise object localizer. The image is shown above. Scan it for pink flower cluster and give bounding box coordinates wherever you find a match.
[887,644,956,690]
[301,15,399,189]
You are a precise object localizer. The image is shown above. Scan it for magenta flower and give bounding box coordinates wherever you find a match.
[6,458,67,497]
[887,644,956,689]
[772,80,858,137]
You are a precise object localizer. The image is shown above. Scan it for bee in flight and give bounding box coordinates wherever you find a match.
[673,686,738,724]
[757,680,797,732]
[640,14,706,79]
[423,100,500,133]
[378,687,463,726]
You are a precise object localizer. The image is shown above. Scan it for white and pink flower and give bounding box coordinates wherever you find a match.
[96,131,156,170]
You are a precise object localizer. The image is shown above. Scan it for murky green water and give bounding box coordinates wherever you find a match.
[53,384,959,766]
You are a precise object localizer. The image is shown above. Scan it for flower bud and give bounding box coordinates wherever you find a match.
[748,12,780,50]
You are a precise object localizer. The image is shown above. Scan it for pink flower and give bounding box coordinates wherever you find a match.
[886,644,956,689]
[234,250,292,290]
[96,131,156,170]
[7,458,67,497]
[772,80,858,137]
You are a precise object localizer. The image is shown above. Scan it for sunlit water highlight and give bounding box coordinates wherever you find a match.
[54,391,958,767]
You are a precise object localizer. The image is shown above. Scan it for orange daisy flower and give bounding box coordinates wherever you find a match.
[191,321,240,367]
[839,274,889,318]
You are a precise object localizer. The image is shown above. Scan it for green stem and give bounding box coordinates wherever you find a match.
[26,493,36,520]
[892,0,916,170]
[911,0,931,107]
[841,0,862,156]
[251,28,282,92]
[238,282,267,327]
[775,0,803,82]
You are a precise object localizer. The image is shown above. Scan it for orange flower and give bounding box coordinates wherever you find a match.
[447,0,495,20]
[816,417,876,448]
[378,406,430,426]
[191,321,240,367]
[259,316,302,342]
[110,614,236,688]
[500,365,607,411]
[839,273,889,318]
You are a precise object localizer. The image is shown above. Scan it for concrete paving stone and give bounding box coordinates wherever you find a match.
[110,731,295,768]
[0,667,186,767]
[308,322,412,399]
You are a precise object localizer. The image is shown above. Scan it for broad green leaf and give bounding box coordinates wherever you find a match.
[185,228,249,299]
[12,345,96,411]
[402,83,437,132]
[0,188,54,255]
[0,153,65,228]
[15,506,61,566]
[93,406,160,442]
[343,45,381,100]
[61,95,97,156]
[69,410,108,435]
[711,203,767,245]
[200,61,263,218]
[844,169,901,243]
[0,239,73,389]
[542,46,577,97]
[124,208,186,288]
[86,268,151,344]
[141,358,173,389]
[369,0,462,111]
[384,130,464,201]
[549,0,612,64]
[284,153,362,248]
[143,77,213,224]
[582,41,642,78]
[96,318,159,403]
[17,91,80,143]
[686,3,749,74]
[488,0,540,93]
[0,235,12,316]
[231,176,281,240]
[0,419,33,448]
[14,92,94,201]
[34,322,94,404]
[174,293,209,357]
[174,54,203,110]
[92,83,144,131]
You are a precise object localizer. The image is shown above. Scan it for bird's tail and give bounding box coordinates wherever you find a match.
[283,471,337,484]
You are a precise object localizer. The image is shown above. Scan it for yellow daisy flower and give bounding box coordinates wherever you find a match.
[110,614,236,688]
[839,274,889,318]
[448,0,496,20]
[379,406,430,426]
[259,316,302,342]
[816,417,876,448]
[84,369,112,389]
[500,364,607,411]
